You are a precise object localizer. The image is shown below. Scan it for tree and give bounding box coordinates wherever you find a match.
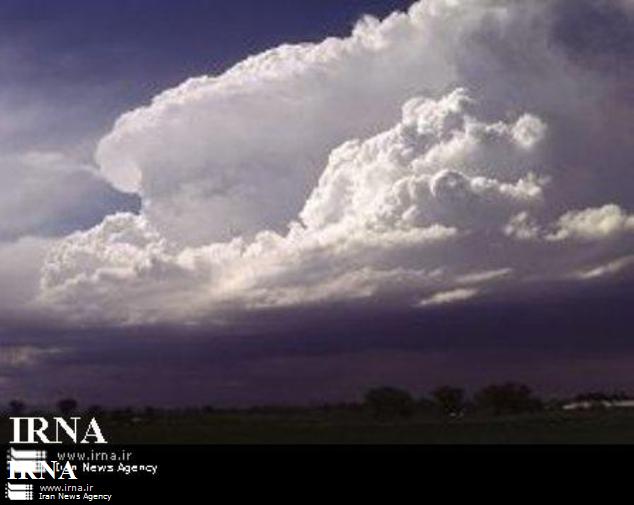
[364,387,416,420]
[8,400,26,416]
[432,386,465,416]
[57,398,78,416]
[474,383,543,416]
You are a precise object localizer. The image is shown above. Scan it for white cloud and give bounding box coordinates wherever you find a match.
[549,204,634,241]
[456,268,512,285]
[94,0,569,247]
[418,288,479,307]
[300,89,548,234]
[39,210,459,324]
[503,212,542,241]
[40,83,553,324]
[504,205,634,243]
[40,213,196,325]
[23,0,634,327]
[572,255,634,281]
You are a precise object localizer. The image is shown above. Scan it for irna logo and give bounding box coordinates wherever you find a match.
[6,448,77,481]
[10,417,107,445]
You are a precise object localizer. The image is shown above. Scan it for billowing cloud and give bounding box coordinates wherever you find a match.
[549,205,634,242]
[300,88,548,234]
[26,0,634,327]
[504,204,634,243]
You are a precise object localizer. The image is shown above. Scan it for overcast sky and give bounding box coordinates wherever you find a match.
[1,0,633,407]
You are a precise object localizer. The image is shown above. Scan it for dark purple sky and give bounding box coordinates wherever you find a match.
[0,0,413,153]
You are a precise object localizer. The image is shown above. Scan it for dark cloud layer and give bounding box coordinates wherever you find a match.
[3,282,633,406]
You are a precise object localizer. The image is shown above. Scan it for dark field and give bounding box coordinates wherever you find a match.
[4,410,634,444]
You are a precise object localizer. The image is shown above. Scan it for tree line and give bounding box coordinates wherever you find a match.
[365,383,542,419]
[4,385,633,421]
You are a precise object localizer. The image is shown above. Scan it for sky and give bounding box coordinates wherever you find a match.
[1,0,633,407]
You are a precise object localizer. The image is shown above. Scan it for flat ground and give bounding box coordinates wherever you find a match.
[3,410,634,444]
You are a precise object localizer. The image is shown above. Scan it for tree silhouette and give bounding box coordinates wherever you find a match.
[57,398,78,416]
[364,387,416,420]
[432,386,465,416]
[8,400,26,416]
[474,383,543,416]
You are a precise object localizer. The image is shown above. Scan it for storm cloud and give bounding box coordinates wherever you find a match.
[30,0,634,328]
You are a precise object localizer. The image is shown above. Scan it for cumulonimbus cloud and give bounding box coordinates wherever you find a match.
[35,0,634,326]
